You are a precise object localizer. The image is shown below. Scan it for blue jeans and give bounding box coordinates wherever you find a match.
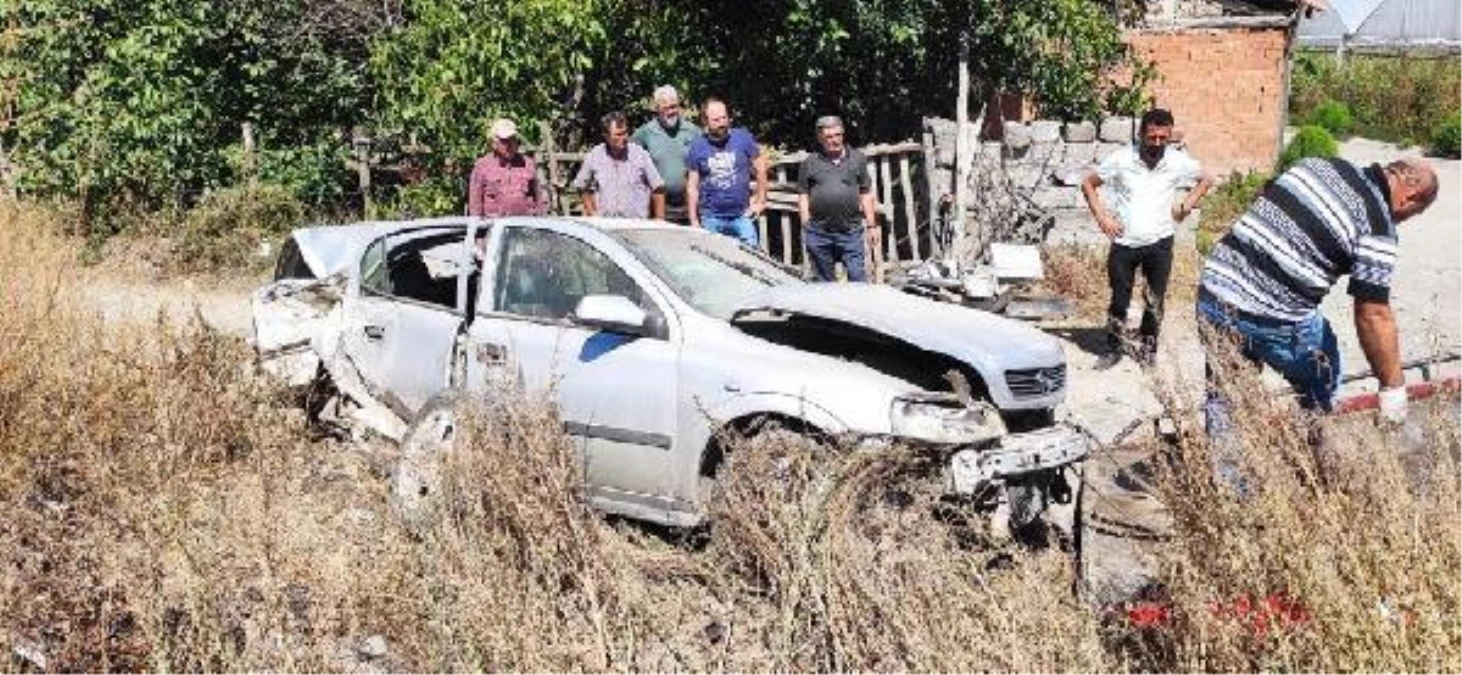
[1197,295,1340,496]
[700,214,758,247]
[804,225,867,282]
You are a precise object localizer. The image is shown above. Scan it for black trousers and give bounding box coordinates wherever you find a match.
[1106,235,1174,353]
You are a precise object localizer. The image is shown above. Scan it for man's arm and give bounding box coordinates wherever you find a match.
[1355,298,1404,388]
[750,153,769,216]
[467,163,483,216]
[1081,172,1122,238]
[650,189,665,219]
[686,169,700,227]
[579,192,598,216]
[570,156,596,216]
[1173,171,1216,222]
[861,192,881,256]
[797,194,811,225]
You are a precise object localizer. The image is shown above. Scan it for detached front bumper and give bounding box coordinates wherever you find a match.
[948,423,1089,494]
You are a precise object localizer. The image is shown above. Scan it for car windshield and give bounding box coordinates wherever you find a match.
[613,229,803,319]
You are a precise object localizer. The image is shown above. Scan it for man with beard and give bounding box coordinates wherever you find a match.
[1082,108,1214,370]
[633,85,700,223]
[686,97,769,247]
[572,111,665,218]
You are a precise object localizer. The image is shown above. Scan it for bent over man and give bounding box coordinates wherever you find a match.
[1082,109,1214,369]
[1198,157,1438,432]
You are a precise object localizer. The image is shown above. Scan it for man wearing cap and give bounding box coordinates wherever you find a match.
[468,118,546,217]
[572,111,666,219]
[797,116,879,282]
[686,97,768,247]
[633,85,700,224]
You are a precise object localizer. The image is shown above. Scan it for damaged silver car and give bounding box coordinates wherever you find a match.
[252,216,1088,530]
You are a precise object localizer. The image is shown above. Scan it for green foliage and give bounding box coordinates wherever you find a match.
[1431,112,1461,158]
[1290,51,1460,146]
[1279,125,1339,172]
[174,184,307,273]
[3,0,1146,234]
[3,0,368,233]
[1197,171,1269,254]
[1306,99,1353,138]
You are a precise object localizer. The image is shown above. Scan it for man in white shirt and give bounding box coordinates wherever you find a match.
[1082,108,1214,370]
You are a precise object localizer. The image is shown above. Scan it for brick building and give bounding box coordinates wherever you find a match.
[1130,1,1300,177]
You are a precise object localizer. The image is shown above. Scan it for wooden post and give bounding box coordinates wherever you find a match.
[878,155,894,265]
[540,121,560,214]
[241,122,257,190]
[769,165,784,260]
[952,32,970,262]
[352,126,372,217]
[921,127,939,258]
[898,154,919,261]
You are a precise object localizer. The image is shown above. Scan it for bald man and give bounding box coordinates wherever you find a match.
[1198,157,1439,433]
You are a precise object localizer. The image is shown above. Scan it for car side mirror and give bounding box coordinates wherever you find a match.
[572,295,649,336]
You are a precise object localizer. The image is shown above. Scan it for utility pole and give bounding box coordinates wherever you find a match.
[951,31,970,262]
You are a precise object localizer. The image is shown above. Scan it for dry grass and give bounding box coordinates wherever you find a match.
[1,201,1458,672]
[1040,242,1203,325]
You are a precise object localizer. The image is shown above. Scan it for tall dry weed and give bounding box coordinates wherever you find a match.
[2,198,1457,672]
[1145,339,1462,672]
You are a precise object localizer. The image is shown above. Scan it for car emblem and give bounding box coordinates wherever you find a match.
[1035,369,1060,394]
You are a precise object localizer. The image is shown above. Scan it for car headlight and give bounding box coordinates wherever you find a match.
[889,395,1006,445]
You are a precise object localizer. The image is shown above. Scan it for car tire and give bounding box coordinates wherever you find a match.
[700,418,829,512]
[390,390,466,531]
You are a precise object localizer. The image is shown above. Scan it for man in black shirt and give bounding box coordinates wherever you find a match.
[797,116,879,282]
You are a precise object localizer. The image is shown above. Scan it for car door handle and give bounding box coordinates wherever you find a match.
[363,324,386,340]
[476,342,507,365]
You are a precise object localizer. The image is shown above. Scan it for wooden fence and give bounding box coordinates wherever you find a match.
[531,136,938,270]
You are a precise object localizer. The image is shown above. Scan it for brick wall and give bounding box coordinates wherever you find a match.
[1126,26,1290,177]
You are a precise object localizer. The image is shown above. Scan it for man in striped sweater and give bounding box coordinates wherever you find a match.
[1198,157,1438,430]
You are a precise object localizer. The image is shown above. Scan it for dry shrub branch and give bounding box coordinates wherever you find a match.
[1,201,1456,672]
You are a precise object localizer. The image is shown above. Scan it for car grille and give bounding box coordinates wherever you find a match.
[1004,365,1066,399]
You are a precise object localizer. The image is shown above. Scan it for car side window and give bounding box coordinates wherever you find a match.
[361,239,388,294]
[360,232,464,310]
[493,228,645,321]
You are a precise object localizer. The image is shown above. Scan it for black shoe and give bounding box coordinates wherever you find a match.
[1136,350,1156,369]
[1094,351,1123,371]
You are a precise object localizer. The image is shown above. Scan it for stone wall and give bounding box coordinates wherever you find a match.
[925,116,1148,249]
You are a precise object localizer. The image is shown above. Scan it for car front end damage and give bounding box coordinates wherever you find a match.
[868,384,1088,501]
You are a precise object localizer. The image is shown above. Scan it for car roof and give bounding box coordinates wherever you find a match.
[288,216,692,278]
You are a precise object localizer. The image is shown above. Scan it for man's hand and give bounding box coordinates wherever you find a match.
[747,198,767,218]
[1171,200,1194,223]
[1379,386,1409,424]
[1097,213,1124,238]
[864,224,882,255]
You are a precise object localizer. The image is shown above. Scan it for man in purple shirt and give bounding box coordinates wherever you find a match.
[572,111,666,218]
[467,118,546,217]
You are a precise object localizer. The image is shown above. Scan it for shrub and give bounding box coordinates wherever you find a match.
[1290,51,1460,145]
[1306,99,1353,137]
[1432,112,1461,158]
[1197,171,1270,254]
[1278,125,1338,172]
[174,185,308,273]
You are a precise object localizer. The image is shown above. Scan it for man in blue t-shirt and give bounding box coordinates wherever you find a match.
[686,97,768,247]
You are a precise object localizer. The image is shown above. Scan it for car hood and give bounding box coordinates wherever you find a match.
[730,283,1064,370]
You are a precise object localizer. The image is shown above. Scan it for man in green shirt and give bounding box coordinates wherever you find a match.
[633,85,700,224]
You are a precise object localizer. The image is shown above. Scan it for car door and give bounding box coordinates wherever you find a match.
[466,225,681,507]
[341,228,467,419]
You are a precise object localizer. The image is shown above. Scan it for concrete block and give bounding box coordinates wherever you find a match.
[1100,116,1136,143]
[1031,186,1085,210]
[1003,121,1031,150]
[1062,142,1098,166]
[1029,120,1062,144]
[1096,142,1128,162]
[1063,120,1097,143]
